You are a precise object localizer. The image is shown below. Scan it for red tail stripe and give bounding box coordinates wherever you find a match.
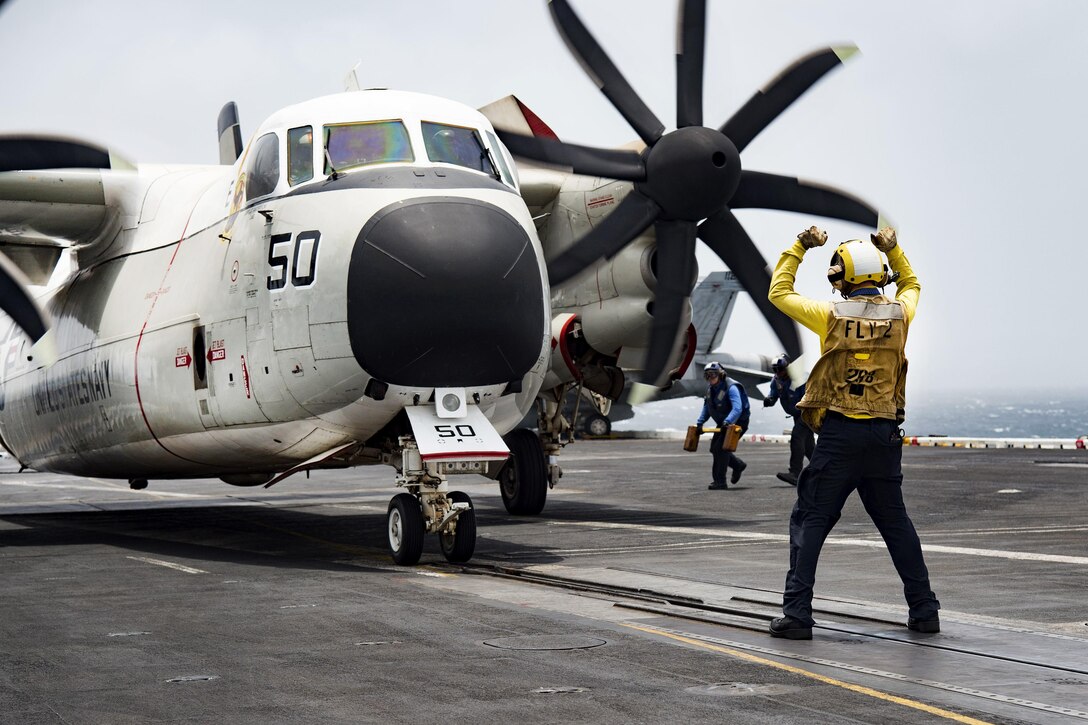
[514,98,559,140]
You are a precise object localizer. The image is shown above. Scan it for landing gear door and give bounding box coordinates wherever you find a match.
[405,406,509,464]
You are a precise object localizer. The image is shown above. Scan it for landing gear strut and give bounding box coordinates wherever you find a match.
[438,491,476,563]
[385,437,476,566]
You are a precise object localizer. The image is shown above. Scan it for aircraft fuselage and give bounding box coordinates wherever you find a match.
[0,91,551,480]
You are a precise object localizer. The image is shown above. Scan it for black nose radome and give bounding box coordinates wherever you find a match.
[348,198,545,387]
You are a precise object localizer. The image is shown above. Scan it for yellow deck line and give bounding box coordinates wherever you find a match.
[623,623,993,725]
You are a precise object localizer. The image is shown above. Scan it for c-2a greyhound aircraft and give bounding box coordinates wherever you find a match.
[0,0,881,565]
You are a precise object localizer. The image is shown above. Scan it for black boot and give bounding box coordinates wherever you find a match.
[730,460,747,484]
[907,614,940,633]
[768,616,812,640]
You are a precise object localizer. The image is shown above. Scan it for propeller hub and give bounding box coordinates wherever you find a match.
[637,126,740,221]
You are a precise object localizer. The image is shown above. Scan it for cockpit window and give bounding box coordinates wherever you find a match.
[288,126,313,186]
[245,132,280,201]
[422,122,498,177]
[324,120,413,174]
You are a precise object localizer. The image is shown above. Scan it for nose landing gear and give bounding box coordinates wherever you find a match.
[387,493,424,565]
[438,490,476,563]
[386,438,477,566]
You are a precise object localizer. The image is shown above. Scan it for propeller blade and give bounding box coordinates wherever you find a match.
[641,220,697,385]
[675,0,706,128]
[496,130,646,181]
[698,209,802,361]
[731,170,878,227]
[0,252,49,344]
[720,46,859,152]
[547,189,660,285]
[0,136,112,172]
[548,0,665,146]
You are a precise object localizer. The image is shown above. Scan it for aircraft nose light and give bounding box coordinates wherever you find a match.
[435,387,468,418]
[347,198,544,387]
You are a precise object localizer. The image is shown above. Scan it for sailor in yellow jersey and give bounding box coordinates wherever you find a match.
[765,226,940,640]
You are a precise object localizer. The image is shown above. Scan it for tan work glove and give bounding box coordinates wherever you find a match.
[871,227,897,252]
[797,226,828,249]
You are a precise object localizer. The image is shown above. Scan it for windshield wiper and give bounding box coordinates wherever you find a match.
[472,132,501,181]
[324,147,341,181]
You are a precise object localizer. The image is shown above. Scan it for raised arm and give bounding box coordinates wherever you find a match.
[769,230,832,337]
[886,244,920,323]
[871,227,920,324]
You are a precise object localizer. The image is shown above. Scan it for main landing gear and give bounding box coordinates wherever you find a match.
[386,437,476,566]
[498,428,549,515]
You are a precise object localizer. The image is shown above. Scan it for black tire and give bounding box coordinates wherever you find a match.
[387,493,424,566]
[439,491,476,563]
[582,413,611,437]
[499,428,548,515]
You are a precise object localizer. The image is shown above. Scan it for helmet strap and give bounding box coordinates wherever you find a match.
[827,264,845,290]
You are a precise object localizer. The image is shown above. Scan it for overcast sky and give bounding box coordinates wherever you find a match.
[2,0,1084,396]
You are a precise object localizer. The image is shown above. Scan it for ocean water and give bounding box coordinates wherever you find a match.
[614,390,1088,440]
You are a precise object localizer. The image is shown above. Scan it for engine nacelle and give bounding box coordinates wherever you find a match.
[541,312,625,401]
[541,175,695,373]
[542,313,579,389]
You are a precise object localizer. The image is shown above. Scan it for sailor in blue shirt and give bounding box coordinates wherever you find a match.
[764,356,815,486]
[695,361,751,489]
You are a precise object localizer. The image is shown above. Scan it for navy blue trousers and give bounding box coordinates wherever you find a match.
[782,412,939,626]
[709,418,748,485]
[788,415,815,475]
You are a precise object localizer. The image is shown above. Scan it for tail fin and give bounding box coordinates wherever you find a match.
[690,271,742,355]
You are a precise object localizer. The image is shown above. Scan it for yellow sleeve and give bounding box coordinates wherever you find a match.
[886,244,920,323]
[769,239,832,342]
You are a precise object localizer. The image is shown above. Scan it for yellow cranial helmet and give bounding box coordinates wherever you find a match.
[827,239,889,289]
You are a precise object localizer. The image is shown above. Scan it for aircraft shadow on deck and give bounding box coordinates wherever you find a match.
[0,489,768,570]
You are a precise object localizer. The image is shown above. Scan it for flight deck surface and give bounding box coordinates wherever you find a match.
[2,440,1085,723]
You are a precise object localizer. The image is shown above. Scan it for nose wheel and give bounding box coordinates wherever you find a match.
[386,489,477,566]
[438,491,476,563]
[388,493,424,565]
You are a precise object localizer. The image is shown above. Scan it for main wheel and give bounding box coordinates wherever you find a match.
[387,493,424,566]
[582,413,611,437]
[439,491,476,563]
[499,428,548,515]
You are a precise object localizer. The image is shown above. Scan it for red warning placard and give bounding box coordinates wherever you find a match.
[207,339,226,362]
